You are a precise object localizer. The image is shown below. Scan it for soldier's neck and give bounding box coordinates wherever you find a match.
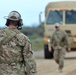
[9,25,18,29]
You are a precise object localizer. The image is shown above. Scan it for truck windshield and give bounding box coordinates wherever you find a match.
[65,10,76,24]
[46,11,63,24]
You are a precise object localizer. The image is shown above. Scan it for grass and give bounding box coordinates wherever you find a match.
[31,39,44,51]
[28,34,44,51]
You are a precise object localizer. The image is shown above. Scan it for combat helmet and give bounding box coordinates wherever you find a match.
[5,11,23,27]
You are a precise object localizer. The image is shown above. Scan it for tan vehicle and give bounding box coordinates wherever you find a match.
[44,1,76,59]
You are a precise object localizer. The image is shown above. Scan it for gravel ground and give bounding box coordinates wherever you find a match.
[66,69,76,75]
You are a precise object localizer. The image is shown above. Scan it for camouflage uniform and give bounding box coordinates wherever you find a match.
[51,30,70,70]
[0,28,37,75]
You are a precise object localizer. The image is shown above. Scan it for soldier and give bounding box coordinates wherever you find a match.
[0,11,37,75]
[48,23,71,72]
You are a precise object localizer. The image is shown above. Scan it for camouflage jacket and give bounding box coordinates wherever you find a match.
[51,30,70,48]
[0,28,37,75]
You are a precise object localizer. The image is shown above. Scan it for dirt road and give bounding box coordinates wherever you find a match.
[34,50,76,75]
[36,59,76,75]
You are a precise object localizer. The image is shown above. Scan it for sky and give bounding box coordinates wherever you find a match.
[0,0,76,27]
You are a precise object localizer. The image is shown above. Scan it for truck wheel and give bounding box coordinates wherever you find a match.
[44,44,53,59]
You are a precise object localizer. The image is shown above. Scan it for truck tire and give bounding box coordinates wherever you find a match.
[44,44,53,59]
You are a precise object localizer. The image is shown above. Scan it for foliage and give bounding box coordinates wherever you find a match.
[21,23,44,51]
[21,22,44,37]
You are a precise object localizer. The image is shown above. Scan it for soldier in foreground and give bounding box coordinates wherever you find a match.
[48,23,71,72]
[0,11,37,75]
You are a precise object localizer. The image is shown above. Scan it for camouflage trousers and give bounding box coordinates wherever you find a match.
[53,47,66,69]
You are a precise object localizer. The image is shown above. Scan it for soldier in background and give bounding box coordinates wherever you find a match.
[48,23,71,72]
[0,11,37,75]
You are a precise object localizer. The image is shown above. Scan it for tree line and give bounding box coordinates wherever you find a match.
[21,22,44,37]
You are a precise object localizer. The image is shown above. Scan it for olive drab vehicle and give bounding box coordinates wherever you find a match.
[44,1,76,59]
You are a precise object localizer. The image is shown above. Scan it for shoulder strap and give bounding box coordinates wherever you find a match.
[1,28,19,45]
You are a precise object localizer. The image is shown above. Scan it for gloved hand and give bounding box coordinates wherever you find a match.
[67,47,71,52]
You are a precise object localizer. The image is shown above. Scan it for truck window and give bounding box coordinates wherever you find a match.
[65,10,76,24]
[46,11,63,24]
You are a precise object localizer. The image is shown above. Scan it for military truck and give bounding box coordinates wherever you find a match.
[44,1,76,59]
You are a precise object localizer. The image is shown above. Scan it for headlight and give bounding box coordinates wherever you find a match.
[44,37,50,44]
[48,39,50,43]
